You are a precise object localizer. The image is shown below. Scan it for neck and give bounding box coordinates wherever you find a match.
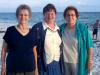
[47,22,55,30]
[45,20,55,30]
[67,23,75,29]
[17,24,29,30]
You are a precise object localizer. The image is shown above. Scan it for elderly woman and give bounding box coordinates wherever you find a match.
[32,3,63,75]
[60,6,93,75]
[1,4,38,75]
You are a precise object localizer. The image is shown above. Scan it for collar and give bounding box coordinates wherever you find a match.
[42,21,59,31]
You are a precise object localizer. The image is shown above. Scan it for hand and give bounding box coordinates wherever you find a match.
[34,68,38,75]
[1,64,6,75]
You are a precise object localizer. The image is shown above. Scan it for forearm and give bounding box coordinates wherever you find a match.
[87,48,93,71]
[1,40,7,66]
[88,48,93,63]
[1,48,6,66]
[33,46,38,69]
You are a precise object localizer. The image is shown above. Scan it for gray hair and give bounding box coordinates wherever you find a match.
[16,4,32,18]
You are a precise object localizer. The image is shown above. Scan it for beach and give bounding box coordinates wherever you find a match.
[0,12,100,75]
[0,24,100,75]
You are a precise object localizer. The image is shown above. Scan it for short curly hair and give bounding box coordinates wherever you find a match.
[63,6,79,18]
[43,3,56,15]
[16,4,32,18]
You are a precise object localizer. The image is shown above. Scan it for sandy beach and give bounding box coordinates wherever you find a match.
[0,24,100,75]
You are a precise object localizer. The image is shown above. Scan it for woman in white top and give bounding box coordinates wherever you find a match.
[32,3,62,75]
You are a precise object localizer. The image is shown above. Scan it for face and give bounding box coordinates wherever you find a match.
[65,10,77,26]
[17,9,30,25]
[97,20,99,23]
[44,9,56,23]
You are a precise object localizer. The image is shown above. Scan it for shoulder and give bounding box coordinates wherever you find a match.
[60,23,66,28]
[32,22,42,29]
[31,22,43,32]
[7,26,14,30]
[59,23,66,33]
[76,21,87,31]
[6,26,15,33]
[3,26,15,41]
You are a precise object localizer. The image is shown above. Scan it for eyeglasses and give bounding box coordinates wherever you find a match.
[66,14,76,17]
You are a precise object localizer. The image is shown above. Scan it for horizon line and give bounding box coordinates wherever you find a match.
[0,11,100,13]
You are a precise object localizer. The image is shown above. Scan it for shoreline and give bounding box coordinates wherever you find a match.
[0,29,100,74]
[0,31,5,33]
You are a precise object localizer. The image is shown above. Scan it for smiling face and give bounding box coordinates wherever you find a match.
[65,10,77,26]
[44,9,56,23]
[17,9,30,25]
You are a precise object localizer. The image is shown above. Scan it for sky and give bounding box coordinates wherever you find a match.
[0,0,100,12]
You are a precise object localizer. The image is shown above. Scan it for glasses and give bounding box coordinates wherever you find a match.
[66,14,76,17]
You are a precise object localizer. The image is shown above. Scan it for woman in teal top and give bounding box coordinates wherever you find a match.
[60,6,93,75]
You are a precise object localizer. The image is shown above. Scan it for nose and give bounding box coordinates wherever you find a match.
[21,15,25,19]
[48,14,52,18]
[67,15,73,19]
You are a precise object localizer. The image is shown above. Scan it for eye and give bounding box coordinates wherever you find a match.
[19,13,29,17]
[66,14,76,17]
[24,14,29,16]
[51,13,55,15]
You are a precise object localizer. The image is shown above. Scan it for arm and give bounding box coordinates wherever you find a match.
[1,40,7,75]
[85,25,93,72]
[33,46,38,75]
[88,48,93,72]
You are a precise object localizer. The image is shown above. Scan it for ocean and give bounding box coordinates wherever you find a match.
[0,12,100,74]
[0,12,100,27]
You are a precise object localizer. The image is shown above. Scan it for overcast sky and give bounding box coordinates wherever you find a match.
[0,0,100,12]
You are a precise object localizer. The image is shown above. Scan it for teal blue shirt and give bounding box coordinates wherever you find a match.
[60,20,93,75]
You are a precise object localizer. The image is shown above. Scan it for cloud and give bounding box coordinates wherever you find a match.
[0,0,100,12]
[0,0,41,7]
[0,0,42,12]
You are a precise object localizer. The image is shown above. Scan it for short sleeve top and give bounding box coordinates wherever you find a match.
[3,26,36,73]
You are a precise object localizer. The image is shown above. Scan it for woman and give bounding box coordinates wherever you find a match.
[60,6,93,75]
[1,4,38,75]
[32,4,63,75]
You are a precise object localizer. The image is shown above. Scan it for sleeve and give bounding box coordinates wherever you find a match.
[31,25,39,46]
[3,27,10,43]
[86,27,94,49]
